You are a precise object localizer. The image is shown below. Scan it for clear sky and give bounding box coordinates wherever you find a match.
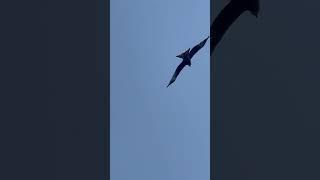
[110,0,210,180]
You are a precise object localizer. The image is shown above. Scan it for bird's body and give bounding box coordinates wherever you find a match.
[167,37,209,87]
[177,48,192,66]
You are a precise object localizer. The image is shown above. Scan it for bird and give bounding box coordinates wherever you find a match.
[167,36,209,87]
[210,0,260,54]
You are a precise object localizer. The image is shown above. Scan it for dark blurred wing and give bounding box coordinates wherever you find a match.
[210,1,246,54]
[167,62,186,87]
[189,36,209,59]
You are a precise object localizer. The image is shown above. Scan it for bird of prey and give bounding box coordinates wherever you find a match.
[210,0,260,54]
[167,36,209,87]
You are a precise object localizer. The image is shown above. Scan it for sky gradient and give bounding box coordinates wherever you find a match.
[111,0,210,180]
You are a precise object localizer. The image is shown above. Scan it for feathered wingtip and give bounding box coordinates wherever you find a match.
[201,36,210,45]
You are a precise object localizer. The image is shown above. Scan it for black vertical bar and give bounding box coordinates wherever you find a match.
[210,1,215,180]
[106,0,110,179]
[97,0,109,179]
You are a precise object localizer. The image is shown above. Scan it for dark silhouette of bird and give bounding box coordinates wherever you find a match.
[167,36,209,87]
[210,0,260,54]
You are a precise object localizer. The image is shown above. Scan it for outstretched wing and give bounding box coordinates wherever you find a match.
[210,1,246,54]
[167,62,186,87]
[189,36,209,59]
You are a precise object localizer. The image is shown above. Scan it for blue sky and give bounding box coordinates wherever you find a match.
[111,0,210,179]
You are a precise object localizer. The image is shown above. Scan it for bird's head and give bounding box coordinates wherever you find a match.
[176,48,190,59]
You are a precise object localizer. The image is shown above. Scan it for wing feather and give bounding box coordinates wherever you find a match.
[167,62,186,87]
[189,36,209,59]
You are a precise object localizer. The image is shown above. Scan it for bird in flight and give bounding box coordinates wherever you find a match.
[167,36,209,87]
[167,0,259,87]
[210,0,260,54]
